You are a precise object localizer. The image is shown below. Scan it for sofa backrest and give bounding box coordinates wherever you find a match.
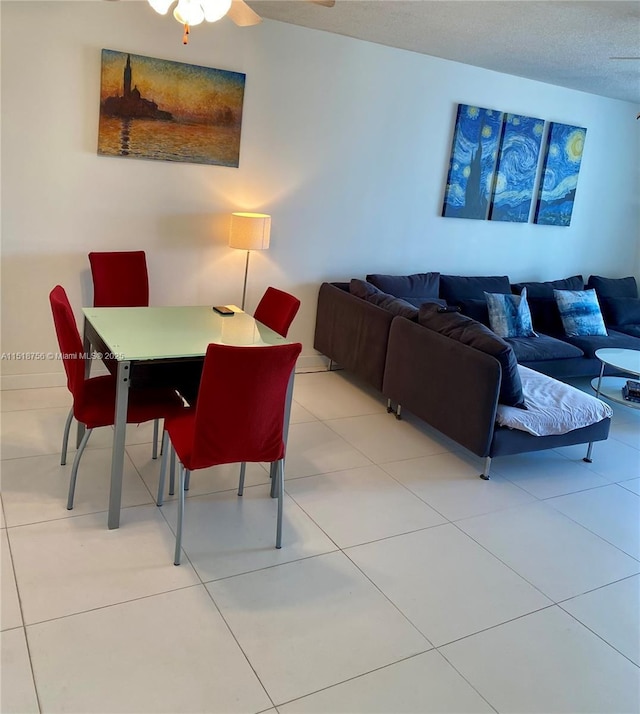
[314,282,394,391]
[511,275,584,335]
[383,317,501,458]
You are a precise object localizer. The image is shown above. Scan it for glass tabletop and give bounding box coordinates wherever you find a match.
[82,305,287,361]
[595,348,640,376]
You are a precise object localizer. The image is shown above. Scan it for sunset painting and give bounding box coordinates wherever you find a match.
[534,122,587,226]
[97,49,246,167]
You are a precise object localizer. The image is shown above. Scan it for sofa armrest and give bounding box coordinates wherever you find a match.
[383,317,501,457]
[314,282,394,391]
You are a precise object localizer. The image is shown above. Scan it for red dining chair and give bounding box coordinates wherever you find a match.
[179,286,301,494]
[254,286,301,338]
[156,341,301,565]
[88,250,164,458]
[88,250,149,308]
[49,286,184,511]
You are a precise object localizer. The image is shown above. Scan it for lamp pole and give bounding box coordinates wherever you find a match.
[241,250,251,310]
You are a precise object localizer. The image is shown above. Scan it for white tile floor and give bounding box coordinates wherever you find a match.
[1,370,639,714]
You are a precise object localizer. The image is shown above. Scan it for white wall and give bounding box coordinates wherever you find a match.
[2,1,639,387]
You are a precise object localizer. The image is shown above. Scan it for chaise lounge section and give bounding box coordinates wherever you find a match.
[314,276,619,478]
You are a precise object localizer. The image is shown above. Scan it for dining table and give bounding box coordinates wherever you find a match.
[81,304,293,529]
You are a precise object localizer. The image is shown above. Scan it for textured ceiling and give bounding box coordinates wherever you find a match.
[247,0,640,104]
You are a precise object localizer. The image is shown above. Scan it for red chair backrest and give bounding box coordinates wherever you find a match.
[190,342,302,469]
[89,251,149,307]
[253,287,300,338]
[49,286,86,401]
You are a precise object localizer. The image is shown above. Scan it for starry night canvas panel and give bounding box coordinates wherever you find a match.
[534,122,587,226]
[488,114,545,223]
[97,49,246,167]
[442,104,504,220]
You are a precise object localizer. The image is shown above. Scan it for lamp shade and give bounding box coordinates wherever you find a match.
[229,213,271,251]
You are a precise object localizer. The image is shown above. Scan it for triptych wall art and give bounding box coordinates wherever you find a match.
[442,104,586,226]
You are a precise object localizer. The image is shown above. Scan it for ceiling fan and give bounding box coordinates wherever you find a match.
[138,0,335,44]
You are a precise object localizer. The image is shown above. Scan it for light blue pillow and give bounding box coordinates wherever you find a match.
[484,287,537,338]
[554,289,608,337]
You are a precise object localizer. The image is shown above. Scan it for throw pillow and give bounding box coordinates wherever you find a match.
[484,287,537,338]
[418,304,526,408]
[553,289,608,337]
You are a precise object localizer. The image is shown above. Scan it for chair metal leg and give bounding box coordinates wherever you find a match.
[238,462,246,496]
[61,408,74,466]
[184,470,191,491]
[169,447,176,495]
[67,428,93,510]
[275,459,284,548]
[157,431,170,506]
[480,456,491,480]
[174,465,188,566]
[152,419,159,460]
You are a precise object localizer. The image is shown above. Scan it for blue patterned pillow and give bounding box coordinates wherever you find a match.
[554,289,608,337]
[484,287,537,338]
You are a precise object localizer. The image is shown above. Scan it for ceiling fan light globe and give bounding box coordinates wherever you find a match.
[201,0,232,22]
[173,0,205,25]
[148,0,175,15]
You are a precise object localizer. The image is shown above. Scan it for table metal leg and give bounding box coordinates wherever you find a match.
[271,369,295,498]
[108,360,131,529]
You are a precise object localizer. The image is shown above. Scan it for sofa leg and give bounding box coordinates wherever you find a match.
[386,398,393,413]
[583,441,594,463]
[479,456,491,480]
[395,404,402,420]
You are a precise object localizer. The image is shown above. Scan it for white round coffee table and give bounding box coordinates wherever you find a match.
[592,348,640,410]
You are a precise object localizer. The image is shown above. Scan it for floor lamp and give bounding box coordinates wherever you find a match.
[228,212,271,310]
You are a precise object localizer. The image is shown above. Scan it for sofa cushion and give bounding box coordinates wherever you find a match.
[366,272,442,308]
[586,275,638,299]
[350,279,419,319]
[511,275,584,298]
[418,304,525,408]
[561,329,640,358]
[600,297,640,326]
[455,298,490,325]
[505,334,584,363]
[614,324,640,338]
[524,297,564,335]
[485,288,536,338]
[440,274,511,301]
[554,289,607,337]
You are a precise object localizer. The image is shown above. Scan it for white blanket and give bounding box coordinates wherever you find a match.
[496,365,613,436]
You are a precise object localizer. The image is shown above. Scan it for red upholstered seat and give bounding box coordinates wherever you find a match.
[89,251,149,307]
[157,341,302,564]
[49,285,183,510]
[254,286,300,337]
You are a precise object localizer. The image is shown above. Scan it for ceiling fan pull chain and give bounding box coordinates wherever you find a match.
[182,22,190,44]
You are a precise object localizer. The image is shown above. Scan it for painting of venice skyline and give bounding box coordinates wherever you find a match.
[534,122,587,226]
[441,104,503,220]
[97,49,246,167]
[488,113,544,223]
